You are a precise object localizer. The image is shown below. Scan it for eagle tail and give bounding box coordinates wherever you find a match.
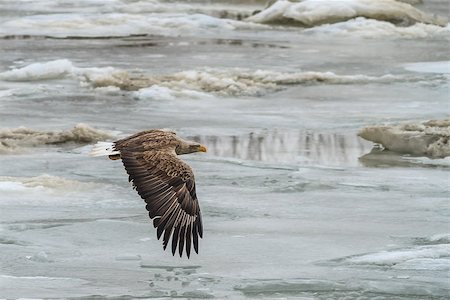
[89,142,120,158]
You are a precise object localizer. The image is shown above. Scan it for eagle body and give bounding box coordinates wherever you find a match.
[90,130,206,258]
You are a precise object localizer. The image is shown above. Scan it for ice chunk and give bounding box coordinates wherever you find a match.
[84,68,416,96]
[248,0,447,27]
[0,59,74,81]
[346,244,450,267]
[133,85,212,101]
[0,181,27,191]
[358,119,450,158]
[1,59,445,97]
[0,123,113,153]
[0,12,264,38]
[115,254,142,261]
[26,251,53,263]
[404,61,450,74]
[305,17,450,39]
[0,174,96,191]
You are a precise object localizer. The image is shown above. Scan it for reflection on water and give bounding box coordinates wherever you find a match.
[359,147,450,169]
[190,130,372,166]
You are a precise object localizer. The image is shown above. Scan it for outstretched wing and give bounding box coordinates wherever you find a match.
[120,149,203,258]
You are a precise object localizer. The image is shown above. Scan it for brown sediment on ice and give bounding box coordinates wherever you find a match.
[358,119,450,158]
[2,59,446,97]
[88,68,410,96]
[0,123,112,154]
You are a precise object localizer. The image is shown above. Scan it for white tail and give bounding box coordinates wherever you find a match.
[89,141,120,157]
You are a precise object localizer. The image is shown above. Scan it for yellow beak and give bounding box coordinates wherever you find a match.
[198,145,207,152]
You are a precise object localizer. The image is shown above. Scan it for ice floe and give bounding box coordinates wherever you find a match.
[0,59,117,82]
[404,60,450,74]
[0,59,75,81]
[133,85,213,101]
[248,0,447,27]
[58,67,412,97]
[305,17,450,38]
[359,119,450,158]
[3,59,447,98]
[345,244,450,268]
[0,0,257,21]
[0,0,447,40]
[0,123,112,154]
[0,174,96,190]
[0,11,263,38]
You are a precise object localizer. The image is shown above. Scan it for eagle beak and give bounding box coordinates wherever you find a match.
[198,145,207,153]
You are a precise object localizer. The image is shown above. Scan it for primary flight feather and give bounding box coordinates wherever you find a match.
[90,129,207,258]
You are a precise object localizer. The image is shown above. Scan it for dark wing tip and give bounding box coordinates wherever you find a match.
[121,149,202,258]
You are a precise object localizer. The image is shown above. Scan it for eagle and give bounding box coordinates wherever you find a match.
[90,129,207,258]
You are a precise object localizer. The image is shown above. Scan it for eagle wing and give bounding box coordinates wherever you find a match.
[120,148,203,258]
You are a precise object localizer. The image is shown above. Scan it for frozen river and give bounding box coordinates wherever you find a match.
[0,0,449,299]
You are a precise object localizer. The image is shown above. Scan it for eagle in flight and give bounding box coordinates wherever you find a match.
[90,130,207,258]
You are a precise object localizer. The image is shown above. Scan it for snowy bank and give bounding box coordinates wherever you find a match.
[358,119,450,158]
[247,0,447,27]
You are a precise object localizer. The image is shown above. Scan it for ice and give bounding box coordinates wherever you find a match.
[0,0,449,299]
[0,12,263,38]
[358,119,450,158]
[26,251,52,263]
[404,60,450,74]
[2,59,446,97]
[134,85,213,101]
[0,123,113,153]
[0,0,258,22]
[345,244,450,266]
[81,67,406,97]
[0,59,74,81]
[0,59,121,89]
[305,17,450,38]
[428,233,450,244]
[0,181,27,191]
[248,0,448,27]
[0,275,89,299]
[0,174,96,191]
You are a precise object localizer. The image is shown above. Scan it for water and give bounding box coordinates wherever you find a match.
[0,0,449,299]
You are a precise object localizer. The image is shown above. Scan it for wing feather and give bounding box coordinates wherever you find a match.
[185,222,192,258]
[178,224,186,257]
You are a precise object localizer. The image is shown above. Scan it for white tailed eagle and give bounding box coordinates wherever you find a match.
[90,129,207,258]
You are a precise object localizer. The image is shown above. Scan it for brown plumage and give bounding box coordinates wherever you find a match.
[91,130,207,258]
